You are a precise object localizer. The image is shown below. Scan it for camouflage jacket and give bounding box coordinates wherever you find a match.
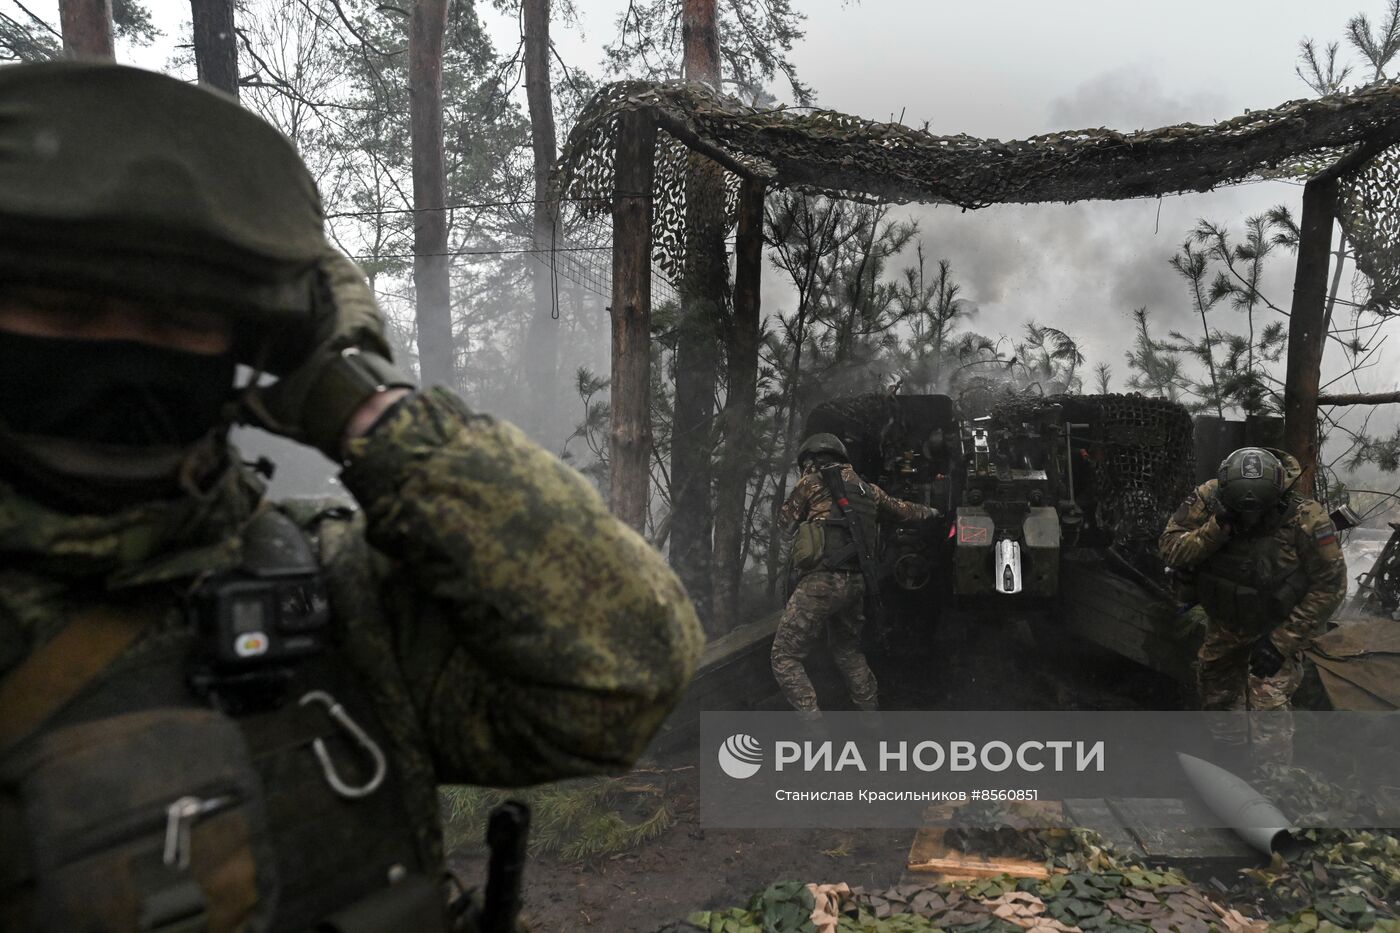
[0,388,703,869]
[1158,478,1346,654]
[777,463,934,533]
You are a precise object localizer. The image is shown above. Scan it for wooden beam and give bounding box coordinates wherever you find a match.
[1282,176,1337,494]
[609,110,657,532]
[1318,389,1400,406]
[652,111,761,182]
[58,0,113,59]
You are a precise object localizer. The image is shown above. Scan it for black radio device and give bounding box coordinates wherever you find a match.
[186,508,332,709]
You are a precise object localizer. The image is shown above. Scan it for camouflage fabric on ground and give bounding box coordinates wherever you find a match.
[660,820,1400,932]
[668,870,1267,933]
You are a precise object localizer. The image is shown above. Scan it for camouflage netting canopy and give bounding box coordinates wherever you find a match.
[556,80,1400,314]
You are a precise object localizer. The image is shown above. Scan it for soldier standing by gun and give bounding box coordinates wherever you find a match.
[1159,447,1346,765]
[771,434,938,719]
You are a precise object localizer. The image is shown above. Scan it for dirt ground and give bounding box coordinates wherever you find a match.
[453,760,911,932]
[451,617,1193,932]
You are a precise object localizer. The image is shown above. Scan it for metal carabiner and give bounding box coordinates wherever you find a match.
[299,690,388,799]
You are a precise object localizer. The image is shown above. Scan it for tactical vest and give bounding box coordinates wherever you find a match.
[0,510,446,933]
[796,473,878,574]
[1195,499,1311,632]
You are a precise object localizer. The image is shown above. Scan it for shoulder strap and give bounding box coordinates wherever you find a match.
[0,605,146,752]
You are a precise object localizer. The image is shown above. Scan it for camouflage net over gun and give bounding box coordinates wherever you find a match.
[1076,395,1196,547]
[554,79,1400,304]
[992,393,1196,549]
[1338,143,1400,316]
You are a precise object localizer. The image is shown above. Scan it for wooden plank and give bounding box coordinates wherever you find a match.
[905,826,1052,880]
[698,612,779,670]
[1107,798,1259,864]
[1057,556,1199,682]
[902,797,1256,885]
[906,851,1052,881]
[905,801,1062,881]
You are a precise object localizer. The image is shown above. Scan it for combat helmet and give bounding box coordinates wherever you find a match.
[797,433,849,468]
[0,62,330,374]
[1217,447,1286,517]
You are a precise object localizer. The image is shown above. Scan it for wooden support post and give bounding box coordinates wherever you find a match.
[711,178,766,635]
[1283,176,1338,495]
[670,0,724,626]
[610,110,657,532]
[58,0,113,59]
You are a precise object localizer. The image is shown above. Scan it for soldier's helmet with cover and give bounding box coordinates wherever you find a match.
[797,433,848,469]
[1217,447,1286,521]
[0,61,331,372]
[0,62,406,510]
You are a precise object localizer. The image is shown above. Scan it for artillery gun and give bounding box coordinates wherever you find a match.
[802,389,1201,673]
[804,388,1400,692]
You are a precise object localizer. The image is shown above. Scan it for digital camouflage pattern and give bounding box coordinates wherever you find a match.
[776,464,935,529]
[1159,467,1345,763]
[0,387,704,871]
[770,571,875,714]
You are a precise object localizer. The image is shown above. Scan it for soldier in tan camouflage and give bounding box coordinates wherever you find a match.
[772,433,937,717]
[1159,447,1346,764]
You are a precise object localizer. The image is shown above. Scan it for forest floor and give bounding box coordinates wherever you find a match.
[450,616,1194,932]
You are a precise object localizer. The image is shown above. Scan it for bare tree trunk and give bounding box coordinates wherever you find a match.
[1283,177,1337,495]
[670,0,724,628]
[58,0,113,58]
[190,0,238,97]
[410,0,454,387]
[610,111,656,531]
[522,0,558,431]
[711,179,765,635]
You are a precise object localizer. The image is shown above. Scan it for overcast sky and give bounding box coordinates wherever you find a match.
[29,0,1396,404]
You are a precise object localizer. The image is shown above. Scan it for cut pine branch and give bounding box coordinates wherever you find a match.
[1318,390,1400,406]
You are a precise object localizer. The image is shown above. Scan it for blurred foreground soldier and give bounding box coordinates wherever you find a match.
[0,63,701,932]
[771,433,938,718]
[1159,447,1345,764]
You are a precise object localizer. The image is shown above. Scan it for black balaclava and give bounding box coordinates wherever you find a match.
[0,331,236,513]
